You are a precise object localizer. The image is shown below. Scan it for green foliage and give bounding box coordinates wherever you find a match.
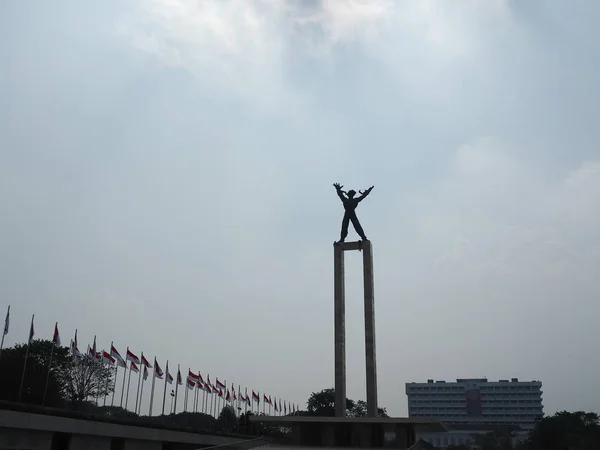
[218,404,237,431]
[0,340,70,407]
[59,355,115,407]
[526,410,600,450]
[306,388,388,418]
[0,339,115,409]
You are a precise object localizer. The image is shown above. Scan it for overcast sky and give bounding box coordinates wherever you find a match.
[1,0,599,418]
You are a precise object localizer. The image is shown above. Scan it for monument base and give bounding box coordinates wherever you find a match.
[250,416,446,449]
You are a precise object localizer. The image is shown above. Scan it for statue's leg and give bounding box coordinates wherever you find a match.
[339,214,350,242]
[350,214,367,240]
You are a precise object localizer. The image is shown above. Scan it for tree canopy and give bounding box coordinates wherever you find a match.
[306,388,388,418]
[0,339,69,407]
[526,411,600,450]
[59,354,115,407]
[0,339,114,409]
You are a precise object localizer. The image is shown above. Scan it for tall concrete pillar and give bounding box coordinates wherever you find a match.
[362,240,378,417]
[334,244,346,418]
[333,240,378,418]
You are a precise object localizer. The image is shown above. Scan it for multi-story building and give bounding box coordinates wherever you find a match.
[405,378,544,448]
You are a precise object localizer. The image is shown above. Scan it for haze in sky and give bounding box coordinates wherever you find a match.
[1,0,599,417]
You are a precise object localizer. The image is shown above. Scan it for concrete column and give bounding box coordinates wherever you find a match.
[334,243,346,417]
[362,240,378,417]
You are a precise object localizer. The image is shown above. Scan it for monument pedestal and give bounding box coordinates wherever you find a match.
[334,240,377,417]
[249,416,447,449]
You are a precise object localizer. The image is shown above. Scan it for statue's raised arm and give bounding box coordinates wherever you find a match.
[333,183,346,202]
[357,186,374,202]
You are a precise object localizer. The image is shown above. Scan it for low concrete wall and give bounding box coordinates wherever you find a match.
[123,439,163,450]
[0,408,262,450]
[69,434,112,450]
[0,428,53,450]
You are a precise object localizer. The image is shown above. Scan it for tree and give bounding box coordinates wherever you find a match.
[350,399,389,418]
[218,405,237,431]
[306,388,388,418]
[527,411,600,450]
[238,411,254,434]
[0,340,70,407]
[59,355,115,408]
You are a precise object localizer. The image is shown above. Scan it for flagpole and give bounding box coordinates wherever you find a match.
[193,379,198,413]
[41,342,55,405]
[196,383,201,413]
[120,348,129,407]
[161,361,169,416]
[90,335,99,406]
[138,369,146,415]
[0,305,9,360]
[148,360,157,416]
[124,362,134,410]
[111,364,118,406]
[134,352,144,414]
[237,384,241,433]
[223,379,227,424]
[184,383,188,412]
[104,341,113,406]
[18,314,34,403]
[42,322,58,405]
[173,364,180,414]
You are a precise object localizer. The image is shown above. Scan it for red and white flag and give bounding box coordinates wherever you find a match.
[187,370,199,382]
[218,389,224,398]
[166,363,173,384]
[130,361,140,373]
[71,330,81,357]
[177,369,183,386]
[126,349,140,364]
[110,345,124,364]
[216,378,226,389]
[52,323,61,347]
[102,351,115,365]
[187,379,195,390]
[198,373,205,384]
[154,358,164,379]
[3,306,9,336]
[141,355,152,368]
[274,398,278,411]
[28,315,35,345]
[252,391,260,403]
[225,390,231,402]
[205,384,212,394]
[143,365,149,381]
[263,393,271,404]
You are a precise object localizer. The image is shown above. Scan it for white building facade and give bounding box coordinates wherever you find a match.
[406,378,543,448]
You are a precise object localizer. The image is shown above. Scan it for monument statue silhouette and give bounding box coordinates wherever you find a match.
[333,183,374,244]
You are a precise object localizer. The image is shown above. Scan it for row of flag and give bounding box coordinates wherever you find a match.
[1,306,301,417]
